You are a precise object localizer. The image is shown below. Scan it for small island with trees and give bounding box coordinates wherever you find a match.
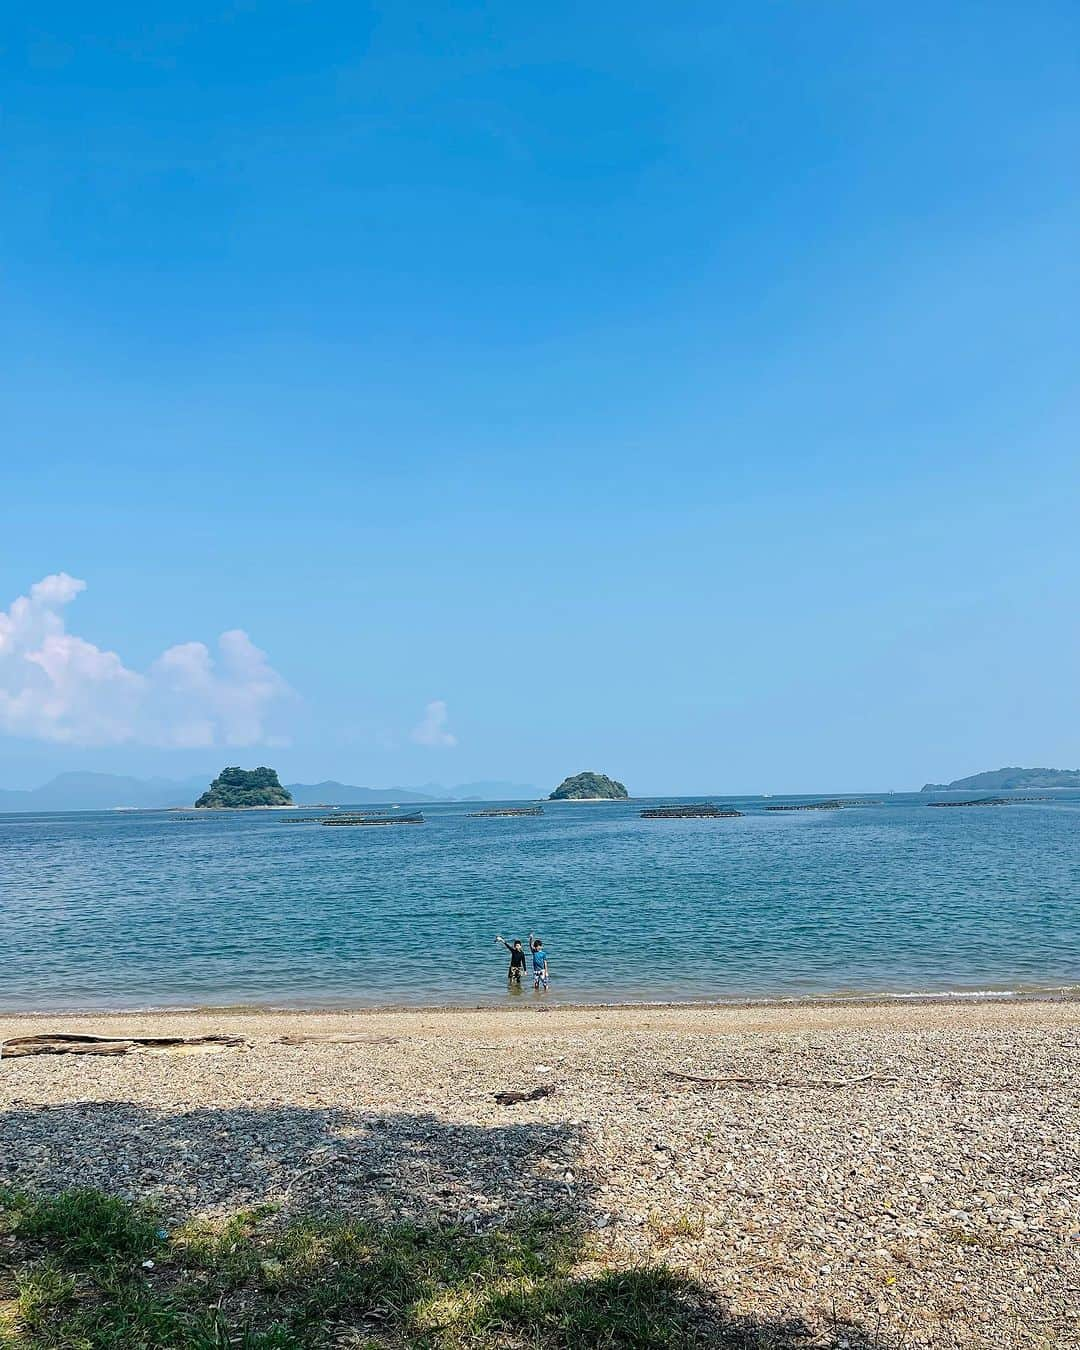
[194,767,294,809]
[549,771,629,801]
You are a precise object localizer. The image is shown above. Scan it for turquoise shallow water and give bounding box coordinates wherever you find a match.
[1,793,1077,1011]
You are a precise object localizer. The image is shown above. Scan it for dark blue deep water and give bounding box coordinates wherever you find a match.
[1,794,1077,1011]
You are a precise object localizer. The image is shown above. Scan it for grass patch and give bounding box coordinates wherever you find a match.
[646,1210,706,1242]
[7,1190,163,1265]
[940,1224,1004,1251]
[0,1190,714,1349]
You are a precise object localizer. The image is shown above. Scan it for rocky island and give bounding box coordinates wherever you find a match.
[194,766,293,809]
[922,766,1080,791]
[549,771,629,800]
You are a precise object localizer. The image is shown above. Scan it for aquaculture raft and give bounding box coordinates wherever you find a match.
[927,798,1009,808]
[764,800,842,812]
[640,804,742,818]
[467,806,544,817]
[321,812,425,826]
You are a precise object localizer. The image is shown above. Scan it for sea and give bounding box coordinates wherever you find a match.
[1,793,1077,1013]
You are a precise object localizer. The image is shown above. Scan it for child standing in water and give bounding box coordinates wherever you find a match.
[495,935,528,986]
[529,933,549,991]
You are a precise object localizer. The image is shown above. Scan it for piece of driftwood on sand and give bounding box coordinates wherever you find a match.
[276,1033,400,1046]
[0,1032,246,1060]
[494,1085,557,1105]
[666,1070,900,1090]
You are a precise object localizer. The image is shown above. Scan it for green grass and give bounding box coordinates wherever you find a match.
[0,1189,716,1349]
[646,1211,706,1242]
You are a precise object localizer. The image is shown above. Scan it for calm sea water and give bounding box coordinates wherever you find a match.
[1,794,1077,1012]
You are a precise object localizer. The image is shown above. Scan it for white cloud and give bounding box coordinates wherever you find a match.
[410,699,457,748]
[0,573,292,747]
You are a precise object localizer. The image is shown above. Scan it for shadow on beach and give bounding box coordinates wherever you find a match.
[0,1099,580,1225]
[0,1099,902,1348]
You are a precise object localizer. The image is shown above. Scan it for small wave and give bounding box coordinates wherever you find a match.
[884,989,1018,999]
[776,988,1022,1003]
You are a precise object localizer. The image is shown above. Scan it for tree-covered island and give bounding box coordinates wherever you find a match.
[549,771,629,800]
[194,766,294,808]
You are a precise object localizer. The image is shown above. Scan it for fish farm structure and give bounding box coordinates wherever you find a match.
[927,798,1010,808]
[467,806,544,817]
[640,803,743,819]
[764,800,843,812]
[321,812,425,826]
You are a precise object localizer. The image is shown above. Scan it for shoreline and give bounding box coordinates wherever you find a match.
[2,982,1079,1022]
[4,991,1080,1039]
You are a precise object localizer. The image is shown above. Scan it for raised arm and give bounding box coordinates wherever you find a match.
[496,935,512,951]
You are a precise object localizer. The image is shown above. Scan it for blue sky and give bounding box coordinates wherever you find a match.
[2,1,1078,793]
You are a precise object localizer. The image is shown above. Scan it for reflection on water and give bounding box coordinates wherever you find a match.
[1,794,1078,1011]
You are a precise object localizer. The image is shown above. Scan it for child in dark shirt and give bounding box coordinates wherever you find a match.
[496,935,528,986]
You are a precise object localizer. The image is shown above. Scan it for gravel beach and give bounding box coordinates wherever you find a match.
[1,999,1076,1348]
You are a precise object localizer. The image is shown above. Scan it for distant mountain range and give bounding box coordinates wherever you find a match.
[922,766,1080,791]
[0,772,208,812]
[0,772,545,813]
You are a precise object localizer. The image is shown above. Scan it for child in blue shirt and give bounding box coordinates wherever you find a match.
[529,933,549,991]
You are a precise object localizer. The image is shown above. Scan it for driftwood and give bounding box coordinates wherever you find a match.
[666,1070,899,1090]
[494,1085,556,1105]
[667,1070,1064,1094]
[276,1034,400,1046]
[0,1033,246,1060]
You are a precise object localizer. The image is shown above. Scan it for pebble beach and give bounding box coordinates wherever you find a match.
[1,998,1076,1348]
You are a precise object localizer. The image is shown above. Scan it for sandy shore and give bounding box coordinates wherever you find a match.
[1,1000,1076,1348]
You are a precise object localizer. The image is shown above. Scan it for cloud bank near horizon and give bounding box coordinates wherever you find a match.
[0,574,292,747]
